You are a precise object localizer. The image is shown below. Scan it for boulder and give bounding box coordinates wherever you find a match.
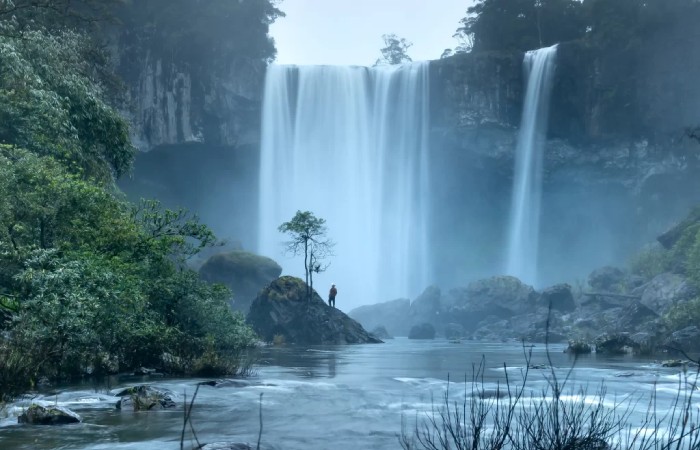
[114,385,177,411]
[594,333,638,355]
[588,266,626,292]
[539,283,576,312]
[18,404,81,425]
[663,326,700,354]
[614,302,658,331]
[348,298,411,337]
[199,251,282,312]
[565,340,592,354]
[370,325,393,340]
[246,276,382,345]
[639,273,696,315]
[408,323,436,340]
[409,285,442,323]
[462,276,538,316]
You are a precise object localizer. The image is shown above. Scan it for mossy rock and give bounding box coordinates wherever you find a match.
[247,276,382,345]
[18,404,81,425]
[199,251,282,312]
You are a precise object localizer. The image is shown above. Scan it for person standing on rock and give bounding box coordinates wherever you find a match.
[328,284,337,308]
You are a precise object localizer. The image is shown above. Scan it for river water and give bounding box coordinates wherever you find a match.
[1,338,697,449]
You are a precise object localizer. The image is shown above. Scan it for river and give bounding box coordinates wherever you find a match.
[1,338,697,449]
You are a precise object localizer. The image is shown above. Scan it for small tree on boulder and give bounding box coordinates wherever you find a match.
[278,210,334,300]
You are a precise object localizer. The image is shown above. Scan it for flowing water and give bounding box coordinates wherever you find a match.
[506,45,558,286]
[257,63,431,307]
[1,339,697,449]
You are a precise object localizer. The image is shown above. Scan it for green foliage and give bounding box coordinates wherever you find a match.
[278,211,334,298]
[375,34,413,66]
[455,0,586,53]
[131,198,219,262]
[0,28,135,181]
[0,16,258,395]
[663,297,700,331]
[116,0,284,64]
[660,215,700,332]
[628,244,671,280]
[455,0,699,54]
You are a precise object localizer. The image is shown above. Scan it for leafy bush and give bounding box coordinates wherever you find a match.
[628,244,671,280]
[0,21,259,396]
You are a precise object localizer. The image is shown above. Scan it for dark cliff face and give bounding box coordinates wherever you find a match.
[112,31,266,151]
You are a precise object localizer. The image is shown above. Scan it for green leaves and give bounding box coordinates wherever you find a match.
[0,28,135,182]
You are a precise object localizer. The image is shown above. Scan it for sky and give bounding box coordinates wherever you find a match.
[270,0,475,66]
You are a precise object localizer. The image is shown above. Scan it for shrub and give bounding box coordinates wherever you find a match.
[629,244,671,280]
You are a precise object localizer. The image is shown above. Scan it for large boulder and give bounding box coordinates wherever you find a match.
[18,404,81,425]
[246,276,382,345]
[614,302,658,332]
[409,285,442,324]
[114,385,177,411]
[199,251,282,312]
[538,283,576,312]
[348,298,411,336]
[663,326,700,354]
[463,276,538,316]
[588,266,626,292]
[639,273,696,315]
[594,333,638,355]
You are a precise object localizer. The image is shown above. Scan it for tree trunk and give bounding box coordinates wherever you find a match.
[303,239,310,299]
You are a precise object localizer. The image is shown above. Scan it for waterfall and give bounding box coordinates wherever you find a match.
[258,63,431,307]
[505,45,558,286]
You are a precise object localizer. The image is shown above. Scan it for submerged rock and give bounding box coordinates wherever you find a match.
[114,385,177,411]
[594,333,638,355]
[246,276,382,345]
[18,404,81,425]
[565,340,592,355]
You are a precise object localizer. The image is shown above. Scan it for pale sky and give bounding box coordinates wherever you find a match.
[270,0,475,66]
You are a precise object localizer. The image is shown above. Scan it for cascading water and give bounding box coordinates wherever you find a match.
[505,45,558,286]
[258,63,431,307]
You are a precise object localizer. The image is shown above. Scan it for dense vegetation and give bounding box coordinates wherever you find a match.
[0,1,284,402]
[453,0,700,54]
[627,208,700,335]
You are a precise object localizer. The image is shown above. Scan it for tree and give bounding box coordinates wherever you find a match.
[375,33,412,66]
[278,211,334,299]
[455,0,586,53]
